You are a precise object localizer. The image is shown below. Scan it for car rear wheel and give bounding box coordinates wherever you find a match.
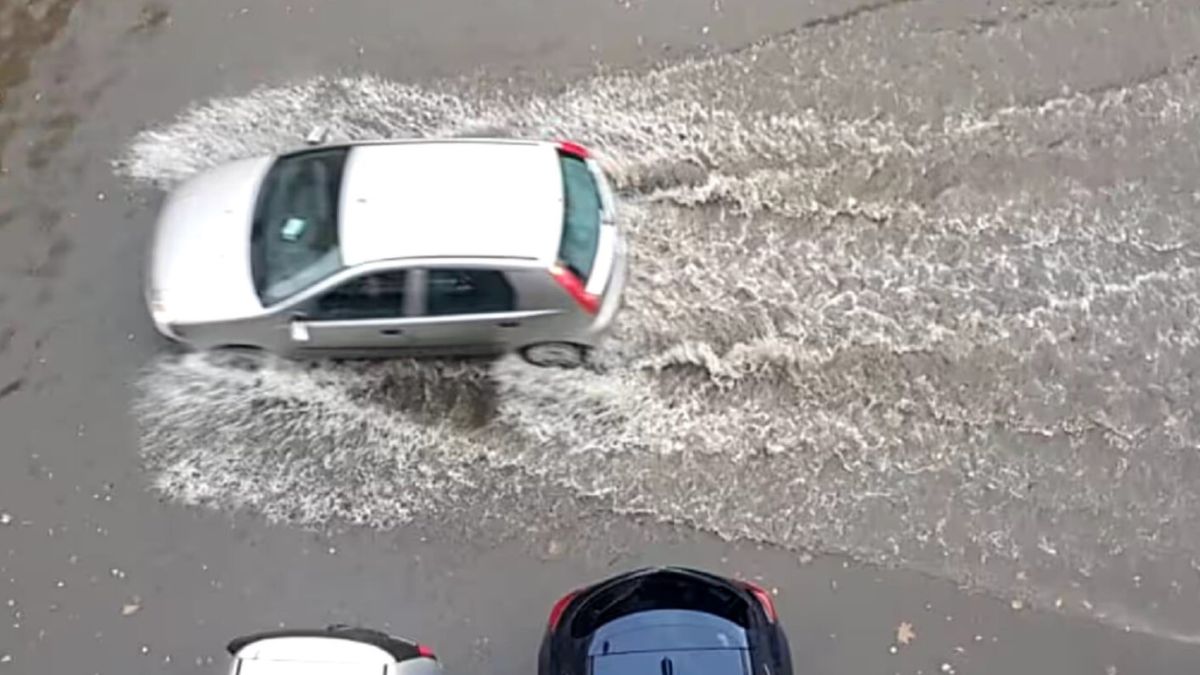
[521,342,588,369]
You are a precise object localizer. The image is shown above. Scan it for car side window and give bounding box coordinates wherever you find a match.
[308,270,408,320]
[425,269,515,316]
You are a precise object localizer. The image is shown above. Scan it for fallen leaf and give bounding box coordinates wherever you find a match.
[897,621,916,645]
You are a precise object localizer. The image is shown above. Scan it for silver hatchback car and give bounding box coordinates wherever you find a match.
[145,139,626,367]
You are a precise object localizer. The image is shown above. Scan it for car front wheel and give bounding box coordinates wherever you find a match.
[521,342,588,369]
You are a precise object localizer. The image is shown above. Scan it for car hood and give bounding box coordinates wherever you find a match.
[148,156,273,323]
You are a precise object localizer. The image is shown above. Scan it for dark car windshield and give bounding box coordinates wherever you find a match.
[251,148,348,306]
[558,153,603,282]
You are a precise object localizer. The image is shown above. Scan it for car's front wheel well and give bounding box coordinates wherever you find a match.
[520,342,590,369]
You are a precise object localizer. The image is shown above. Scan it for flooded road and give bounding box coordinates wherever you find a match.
[4,0,1200,673]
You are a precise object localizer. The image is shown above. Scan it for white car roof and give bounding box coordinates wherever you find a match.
[231,635,437,675]
[233,636,392,675]
[338,140,565,267]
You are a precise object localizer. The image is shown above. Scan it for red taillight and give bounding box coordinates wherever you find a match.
[547,590,580,631]
[741,580,778,623]
[417,644,436,660]
[550,264,600,315]
[557,140,591,159]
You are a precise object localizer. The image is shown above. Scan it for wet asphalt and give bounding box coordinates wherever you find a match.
[4,0,1200,673]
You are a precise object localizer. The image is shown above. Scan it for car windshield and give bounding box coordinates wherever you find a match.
[251,148,349,306]
[558,154,602,282]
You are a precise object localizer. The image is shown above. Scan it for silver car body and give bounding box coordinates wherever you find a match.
[227,633,441,675]
[145,139,626,360]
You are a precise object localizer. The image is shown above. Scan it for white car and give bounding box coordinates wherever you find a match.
[145,139,626,367]
[226,626,442,675]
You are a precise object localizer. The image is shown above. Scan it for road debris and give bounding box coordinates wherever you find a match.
[896,621,916,646]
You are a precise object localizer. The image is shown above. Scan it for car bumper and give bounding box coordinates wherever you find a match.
[586,237,628,341]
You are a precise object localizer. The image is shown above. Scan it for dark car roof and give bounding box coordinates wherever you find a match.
[587,609,752,675]
[592,648,751,675]
[587,609,749,655]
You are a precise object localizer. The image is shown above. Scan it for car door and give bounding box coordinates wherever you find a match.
[400,267,548,355]
[287,269,417,357]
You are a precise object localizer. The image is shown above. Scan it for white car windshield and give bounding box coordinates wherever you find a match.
[251,147,349,306]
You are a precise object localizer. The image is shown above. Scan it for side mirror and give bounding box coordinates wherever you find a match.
[289,316,310,342]
[305,126,328,146]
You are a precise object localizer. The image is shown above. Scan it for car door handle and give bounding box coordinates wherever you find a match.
[497,321,520,328]
[380,328,403,336]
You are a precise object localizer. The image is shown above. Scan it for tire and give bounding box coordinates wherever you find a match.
[213,345,268,372]
[520,342,588,369]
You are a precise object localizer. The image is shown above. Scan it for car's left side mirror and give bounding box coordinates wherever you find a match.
[289,316,311,342]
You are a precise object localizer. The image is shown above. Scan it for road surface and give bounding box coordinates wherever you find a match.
[2,0,1200,673]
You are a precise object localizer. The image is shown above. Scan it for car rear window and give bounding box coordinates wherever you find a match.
[251,147,349,305]
[570,572,754,639]
[558,154,602,283]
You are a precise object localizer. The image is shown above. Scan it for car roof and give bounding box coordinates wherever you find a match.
[230,634,438,675]
[336,139,565,267]
[591,649,751,675]
[586,609,750,655]
[231,635,394,675]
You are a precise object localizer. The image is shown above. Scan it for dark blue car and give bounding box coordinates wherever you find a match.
[538,566,793,675]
